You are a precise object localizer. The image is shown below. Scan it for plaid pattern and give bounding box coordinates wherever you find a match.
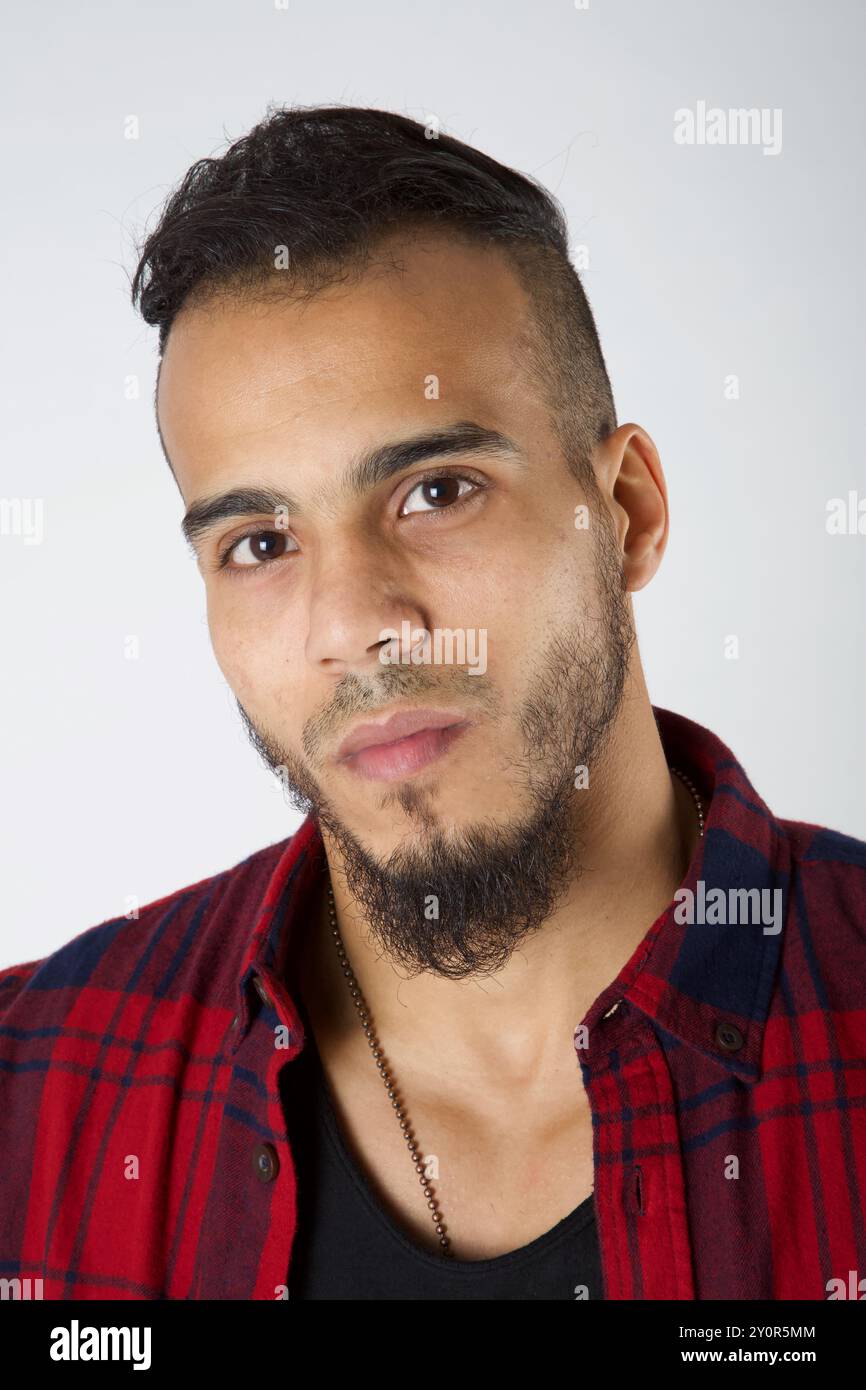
[1,706,865,1300]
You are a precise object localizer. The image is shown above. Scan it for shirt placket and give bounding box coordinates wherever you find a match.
[197,968,303,1299]
[580,1001,696,1300]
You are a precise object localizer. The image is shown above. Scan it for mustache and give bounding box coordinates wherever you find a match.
[298,667,500,764]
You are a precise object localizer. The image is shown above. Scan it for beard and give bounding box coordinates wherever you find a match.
[237,506,635,981]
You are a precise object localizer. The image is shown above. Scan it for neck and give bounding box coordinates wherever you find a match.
[296,674,702,1091]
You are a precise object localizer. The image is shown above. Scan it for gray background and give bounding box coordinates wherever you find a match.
[2,0,864,967]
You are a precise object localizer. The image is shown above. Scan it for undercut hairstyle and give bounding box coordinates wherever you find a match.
[130,104,617,485]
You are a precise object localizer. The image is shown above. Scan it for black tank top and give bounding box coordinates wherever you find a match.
[279,1028,604,1300]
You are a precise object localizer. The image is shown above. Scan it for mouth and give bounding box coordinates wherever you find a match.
[335,707,473,782]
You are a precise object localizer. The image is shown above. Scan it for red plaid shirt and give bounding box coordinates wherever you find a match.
[2,706,865,1300]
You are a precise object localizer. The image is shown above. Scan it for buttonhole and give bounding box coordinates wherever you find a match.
[633,1165,645,1215]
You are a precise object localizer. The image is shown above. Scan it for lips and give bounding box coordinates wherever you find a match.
[336,707,469,762]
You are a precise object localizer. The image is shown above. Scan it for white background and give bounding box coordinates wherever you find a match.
[2,0,864,968]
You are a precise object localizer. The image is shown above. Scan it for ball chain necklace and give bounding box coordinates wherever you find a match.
[325,765,705,1259]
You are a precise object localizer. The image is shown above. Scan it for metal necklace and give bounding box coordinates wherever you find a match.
[670,764,705,839]
[324,763,705,1260]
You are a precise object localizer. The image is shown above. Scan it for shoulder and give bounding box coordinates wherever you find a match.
[0,834,294,1024]
[777,816,866,952]
[781,819,866,871]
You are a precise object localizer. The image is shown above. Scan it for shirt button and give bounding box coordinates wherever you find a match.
[229,1013,239,1030]
[602,1001,621,1019]
[252,1142,280,1183]
[253,977,273,1009]
[715,1021,744,1052]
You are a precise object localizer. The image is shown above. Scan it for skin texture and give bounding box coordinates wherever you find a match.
[157,229,704,1259]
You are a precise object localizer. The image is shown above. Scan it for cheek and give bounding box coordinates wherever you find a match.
[205,589,234,679]
[464,524,581,637]
[206,588,308,731]
[205,588,273,706]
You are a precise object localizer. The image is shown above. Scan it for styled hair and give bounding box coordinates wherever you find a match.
[131,104,616,482]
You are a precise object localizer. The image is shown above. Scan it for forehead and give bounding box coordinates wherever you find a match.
[156,232,540,498]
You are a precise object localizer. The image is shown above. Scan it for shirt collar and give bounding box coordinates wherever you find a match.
[233,705,789,1082]
[581,706,790,1084]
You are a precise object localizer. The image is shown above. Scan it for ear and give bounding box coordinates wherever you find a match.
[593,424,669,593]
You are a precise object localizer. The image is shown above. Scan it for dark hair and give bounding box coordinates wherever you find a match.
[131,104,616,482]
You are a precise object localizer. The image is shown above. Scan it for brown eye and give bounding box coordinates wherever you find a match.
[227,530,296,567]
[400,475,475,515]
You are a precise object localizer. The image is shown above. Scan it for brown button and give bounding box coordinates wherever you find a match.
[252,1142,280,1183]
[715,1021,744,1052]
[229,1013,239,1030]
[253,977,273,1009]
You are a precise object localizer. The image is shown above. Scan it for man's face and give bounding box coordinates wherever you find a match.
[158,230,635,977]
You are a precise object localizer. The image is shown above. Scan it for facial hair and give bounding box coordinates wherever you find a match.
[237,505,635,981]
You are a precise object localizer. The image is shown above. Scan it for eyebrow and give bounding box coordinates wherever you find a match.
[180,420,524,550]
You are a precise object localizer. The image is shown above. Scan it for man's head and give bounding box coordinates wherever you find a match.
[132,105,668,979]
[134,105,617,492]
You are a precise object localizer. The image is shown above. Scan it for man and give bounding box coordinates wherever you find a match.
[2,104,865,1302]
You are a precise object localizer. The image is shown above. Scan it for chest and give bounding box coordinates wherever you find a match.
[315,1049,596,1261]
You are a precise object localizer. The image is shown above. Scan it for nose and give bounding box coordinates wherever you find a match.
[303,536,430,679]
